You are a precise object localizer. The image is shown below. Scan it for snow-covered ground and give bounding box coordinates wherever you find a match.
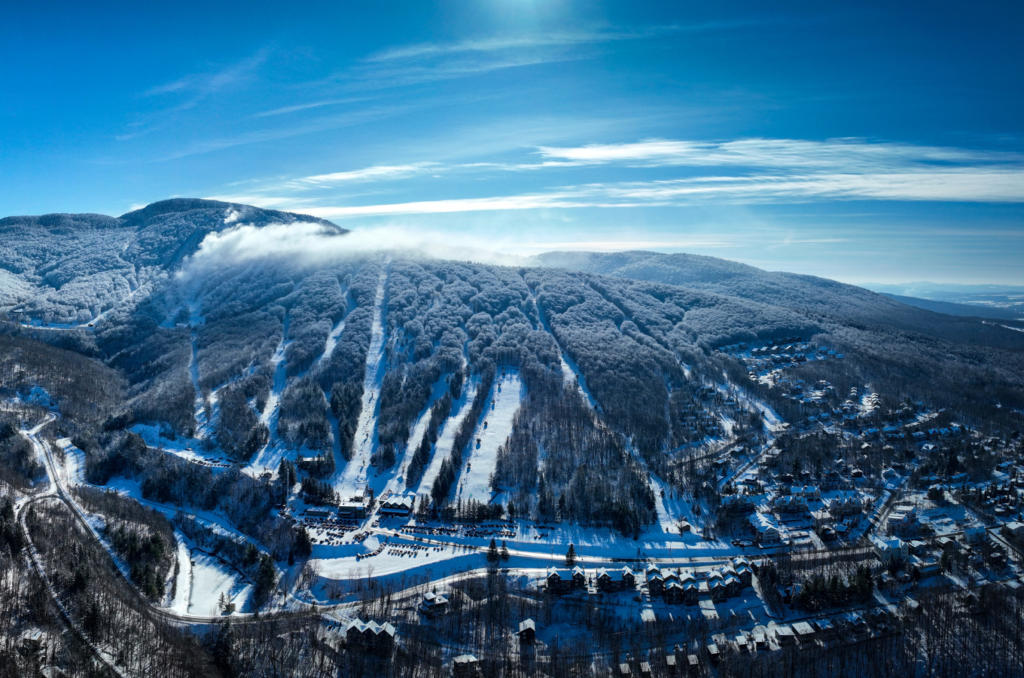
[167,535,193,615]
[455,371,523,503]
[187,550,252,616]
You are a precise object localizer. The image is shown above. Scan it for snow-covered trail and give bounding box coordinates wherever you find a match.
[168,534,193,615]
[381,376,452,497]
[531,290,599,410]
[455,372,523,503]
[414,384,478,497]
[334,260,389,498]
[318,317,346,368]
[244,318,291,475]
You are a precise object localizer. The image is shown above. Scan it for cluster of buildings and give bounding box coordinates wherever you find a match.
[645,558,753,605]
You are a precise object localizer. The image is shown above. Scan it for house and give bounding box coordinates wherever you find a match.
[597,567,635,592]
[345,620,396,650]
[453,655,480,677]
[750,513,781,544]
[646,565,664,595]
[773,494,809,515]
[421,591,448,617]
[813,618,835,640]
[518,619,536,643]
[687,655,699,674]
[792,622,815,644]
[732,557,753,587]
[379,494,414,517]
[707,572,727,602]
[773,624,796,646]
[790,485,821,500]
[665,581,685,604]
[964,526,987,544]
[811,509,833,529]
[912,557,941,578]
[752,626,768,650]
[619,663,631,676]
[872,536,908,563]
[1003,522,1024,540]
[571,566,587,588]
[546,568,574,594]
[665,653,677,674]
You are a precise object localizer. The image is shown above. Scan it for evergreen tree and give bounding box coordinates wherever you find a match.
[565,543,577,567]
[500,540,510,562]
[487,538,499,563]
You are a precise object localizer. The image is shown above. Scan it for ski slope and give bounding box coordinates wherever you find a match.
[455,371,523,503]
[334,261,389,499]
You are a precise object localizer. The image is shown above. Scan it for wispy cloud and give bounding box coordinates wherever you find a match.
[536,138,1024,171]
[216,135,1024,216]
[142,48,272,106]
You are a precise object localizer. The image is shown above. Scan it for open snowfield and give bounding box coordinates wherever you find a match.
[188,550,252,616]
[455,371,523,503]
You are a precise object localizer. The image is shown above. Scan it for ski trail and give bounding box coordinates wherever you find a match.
[531,288,599,410]
[334,260,389,499]
[414,383,478,496]
[455,371,523,503]
[318,317,347,368]
[381,374,452,496]
[168,534,193,614]
[245,317,291,474]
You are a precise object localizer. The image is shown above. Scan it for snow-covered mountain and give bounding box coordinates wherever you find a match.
[2,199,1022,535]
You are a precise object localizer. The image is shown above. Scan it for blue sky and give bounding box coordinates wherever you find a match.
[2,0,1022,283]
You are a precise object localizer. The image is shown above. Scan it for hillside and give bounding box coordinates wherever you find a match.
[531,250,1024,351]
[0,199,1022,538]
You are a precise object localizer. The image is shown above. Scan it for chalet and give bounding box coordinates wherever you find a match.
[681,572,699,605]
[665,581,685,604]
[732,557,752,587]
[665,654,677,674]
[640,661,652,676]
[827,492,863,517]
[687,655,699,674]
[571,565,587,588]
[723,572,742,598]
[619,663,631,676]
[707,644,720,662]
[518,619,536,643]
[379,494,414,517]
[345,619,396,650]
[453,655,480,677]
[752,626,768,650]
[421,591,448,617]
[597,567,636,592]
[707,572,727,602]
[773,495,809,515]
[546,568,574,594]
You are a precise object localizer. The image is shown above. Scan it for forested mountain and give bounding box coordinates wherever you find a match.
[1,199,1023,536]
[531,250,1024,351]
